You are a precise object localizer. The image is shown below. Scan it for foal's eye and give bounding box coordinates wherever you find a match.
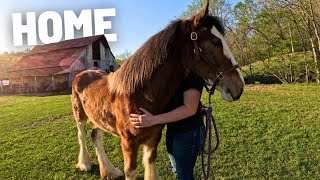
[211,39,222,46]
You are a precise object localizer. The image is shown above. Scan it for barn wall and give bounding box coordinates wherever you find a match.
[9,74,69,93]
[106,47,118,71]
[85,44,93,68]
[99,42,108,71]
[81,40,118,73]
[69,55,86,87]
[0,86,10,94]
[54,74,68,82]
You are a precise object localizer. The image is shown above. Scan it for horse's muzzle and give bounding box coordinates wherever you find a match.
[232,87,243,101]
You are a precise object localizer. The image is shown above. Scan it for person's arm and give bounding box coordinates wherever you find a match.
[129,88,201,128]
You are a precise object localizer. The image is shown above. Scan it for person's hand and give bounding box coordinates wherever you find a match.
[129,108,156,128]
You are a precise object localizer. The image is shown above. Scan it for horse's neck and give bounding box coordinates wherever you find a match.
[140,58,188,114]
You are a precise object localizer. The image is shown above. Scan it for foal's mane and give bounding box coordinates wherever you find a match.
[110,20,180,94]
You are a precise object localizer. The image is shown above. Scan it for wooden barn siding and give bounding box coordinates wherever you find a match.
[69,52,86,87]
[9,74,68,93]
[85,44,93,68]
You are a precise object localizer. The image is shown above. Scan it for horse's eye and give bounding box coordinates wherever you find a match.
[211,39,222,46]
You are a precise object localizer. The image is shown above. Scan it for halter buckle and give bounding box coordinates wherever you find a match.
[217,72,224,80]
[191,32,198,40]
[193,47,202,54]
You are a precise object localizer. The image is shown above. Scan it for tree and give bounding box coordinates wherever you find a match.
[116,49,131,61]
[115,49,132,66]
[232,0,256,82]
[180,0,233,26]
[180,0,320,84]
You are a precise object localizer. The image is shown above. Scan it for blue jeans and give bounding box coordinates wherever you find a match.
[166,126,203,180]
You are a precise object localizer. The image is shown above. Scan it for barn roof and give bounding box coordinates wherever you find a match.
[30,35,106,54]
[7,35,107,77]
[0,72,9,80]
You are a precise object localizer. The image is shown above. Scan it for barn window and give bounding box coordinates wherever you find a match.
[94,61,99,67]
[92,41,101,60]
[109,65,114,72]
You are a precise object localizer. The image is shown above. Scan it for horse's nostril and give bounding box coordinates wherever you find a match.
[233,88,243,101]
[227,88,231,94]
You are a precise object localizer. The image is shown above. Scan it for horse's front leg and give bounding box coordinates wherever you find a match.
[91,128,124,179]
[121,137,139,180]
[142,128,162,180]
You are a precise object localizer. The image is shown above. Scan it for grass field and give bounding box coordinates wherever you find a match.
[0,84,320,179]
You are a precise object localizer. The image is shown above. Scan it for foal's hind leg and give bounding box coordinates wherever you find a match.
[91,127,124,179]
[72,92,92,171]
[75,120,92,171]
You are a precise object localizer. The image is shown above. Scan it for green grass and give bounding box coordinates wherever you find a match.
[0,84,320,179]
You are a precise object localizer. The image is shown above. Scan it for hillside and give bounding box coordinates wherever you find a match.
[242,52,314,84]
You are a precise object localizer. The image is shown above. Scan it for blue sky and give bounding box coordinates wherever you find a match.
[0,0,241,56]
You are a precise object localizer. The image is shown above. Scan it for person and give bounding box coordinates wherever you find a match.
[129,73,204,180]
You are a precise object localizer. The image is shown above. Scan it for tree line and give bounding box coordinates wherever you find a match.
[0,51,25,73]
[181,0,320,84]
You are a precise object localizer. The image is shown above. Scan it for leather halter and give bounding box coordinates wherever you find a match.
[190,24,239,104]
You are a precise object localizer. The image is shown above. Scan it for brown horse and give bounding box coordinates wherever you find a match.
[71,2,244,180]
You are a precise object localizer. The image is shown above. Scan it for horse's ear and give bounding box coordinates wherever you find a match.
[191,1,209,27]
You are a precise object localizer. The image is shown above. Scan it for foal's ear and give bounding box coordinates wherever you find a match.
[191,1,209,27]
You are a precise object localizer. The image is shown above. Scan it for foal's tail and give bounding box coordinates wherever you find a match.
[71,87,87,123]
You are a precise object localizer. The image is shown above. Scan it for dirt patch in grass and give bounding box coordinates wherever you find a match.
[18,115,73,129]
[245,85,283,91]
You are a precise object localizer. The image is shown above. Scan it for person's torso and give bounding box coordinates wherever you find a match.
[166,74,204,133]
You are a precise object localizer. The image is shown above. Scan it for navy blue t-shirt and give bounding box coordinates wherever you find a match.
[166,73,204,133]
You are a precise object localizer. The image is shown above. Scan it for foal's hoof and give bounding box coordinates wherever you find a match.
[101,168,124,180]
[76,162,92,171]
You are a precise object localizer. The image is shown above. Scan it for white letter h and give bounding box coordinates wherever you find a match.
[12,12,37,46]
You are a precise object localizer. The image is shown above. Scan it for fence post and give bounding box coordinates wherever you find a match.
[21,77,23,93]
[52,75,55,90]
[0,80,3,94]
[34,76,37,92]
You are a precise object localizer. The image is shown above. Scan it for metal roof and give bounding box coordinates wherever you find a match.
[7,35,107,77]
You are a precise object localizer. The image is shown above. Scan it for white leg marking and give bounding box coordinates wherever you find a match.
[76,122,92,171]
[143,146,161,180]
[93,129,124,179]
[126,169,137,180]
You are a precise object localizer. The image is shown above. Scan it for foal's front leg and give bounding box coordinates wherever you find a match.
[142,128,162,180]
[121,138,139,180]
[91,128,124,179]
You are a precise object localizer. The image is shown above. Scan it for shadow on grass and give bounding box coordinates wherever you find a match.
[82,164,144,180]
[90,164,100,176]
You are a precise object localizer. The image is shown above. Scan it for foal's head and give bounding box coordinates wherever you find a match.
[182,2,245,102]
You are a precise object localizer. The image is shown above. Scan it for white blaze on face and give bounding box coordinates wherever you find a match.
[210,26,245,84]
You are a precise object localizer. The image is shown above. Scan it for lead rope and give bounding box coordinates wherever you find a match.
[200,84,220,180]
[201,106,220,180]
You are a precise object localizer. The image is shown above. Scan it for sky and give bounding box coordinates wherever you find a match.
[0,0,241,57]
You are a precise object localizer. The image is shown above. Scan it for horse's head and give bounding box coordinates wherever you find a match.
[183,2,245,102]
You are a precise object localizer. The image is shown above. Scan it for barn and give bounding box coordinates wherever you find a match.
[0,35,118,94]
